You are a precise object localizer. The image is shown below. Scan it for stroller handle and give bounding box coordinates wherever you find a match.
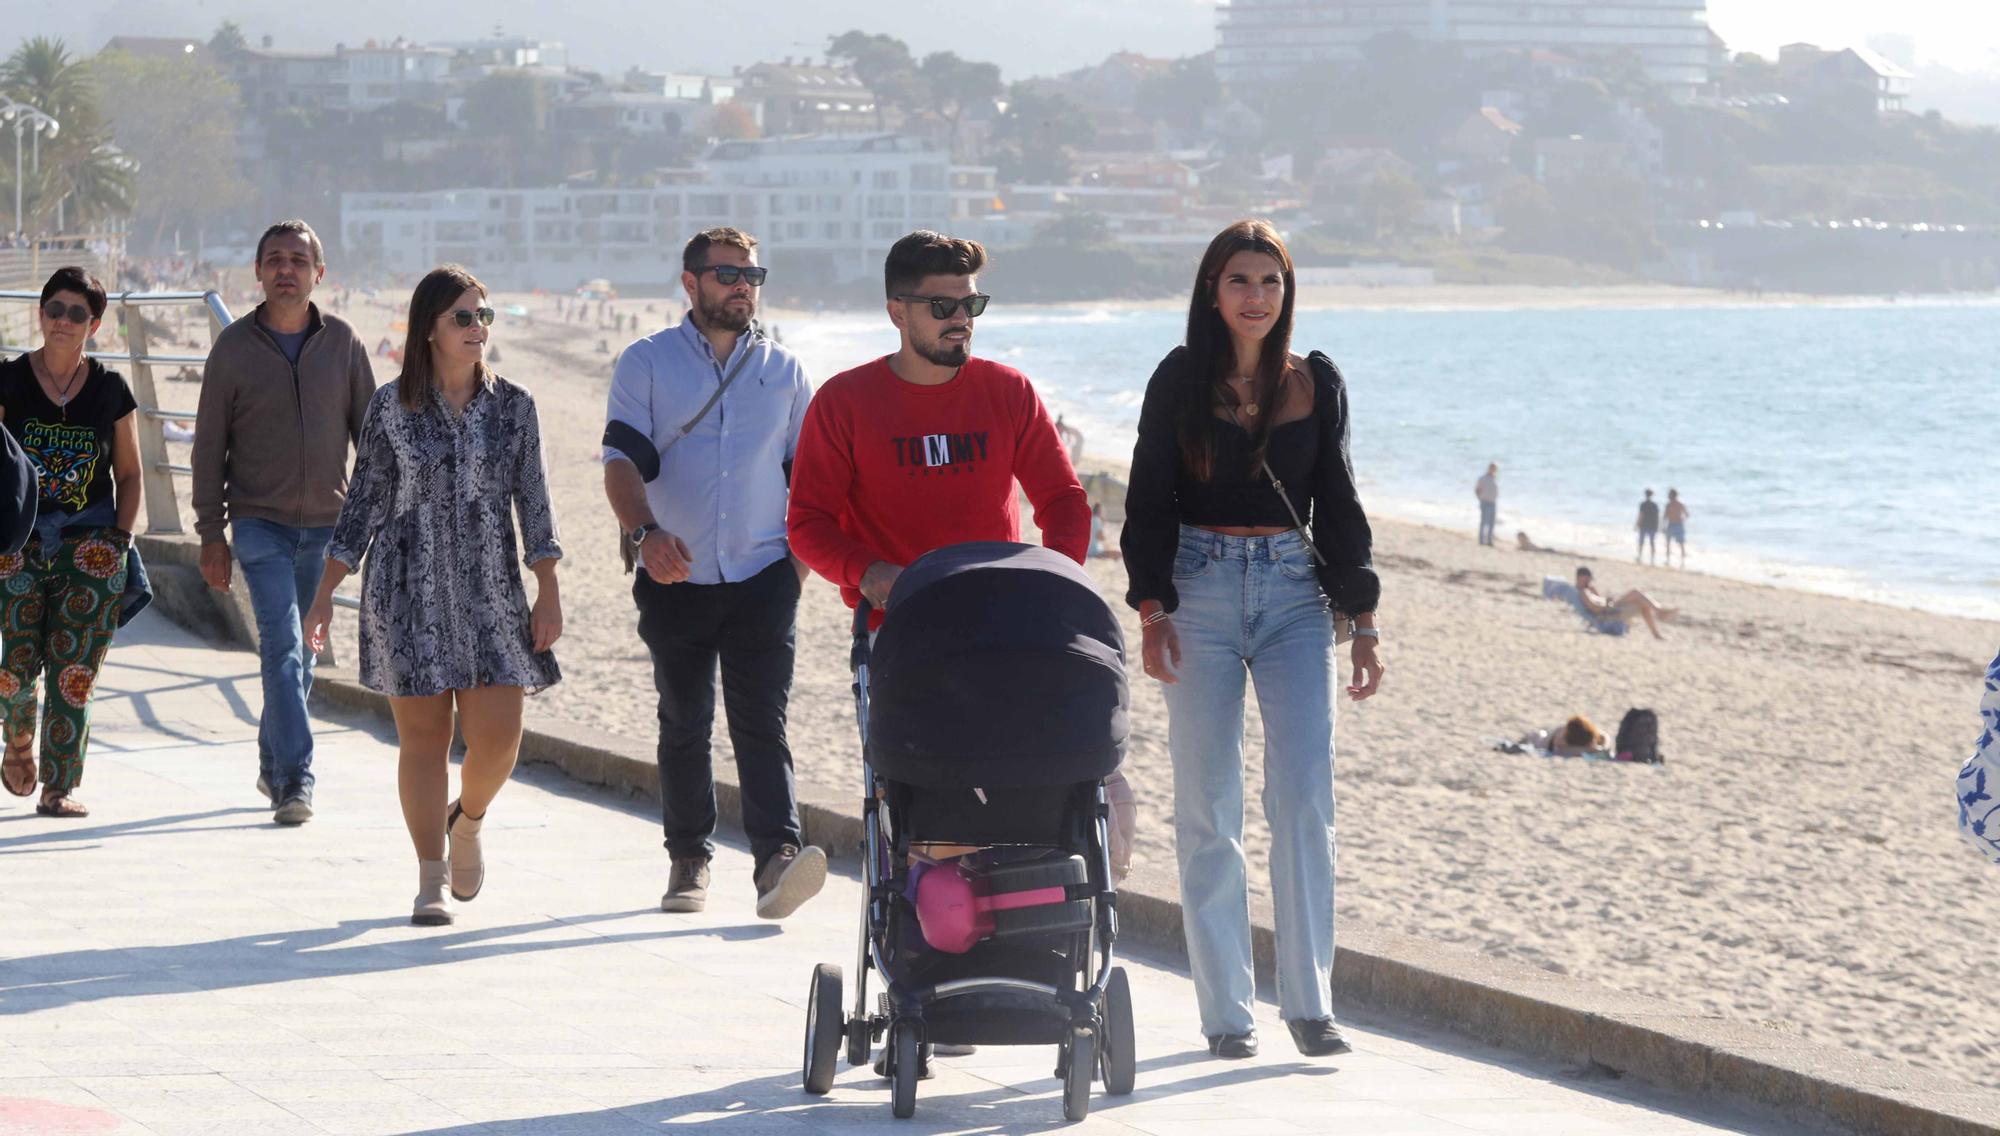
[850,598,873,672]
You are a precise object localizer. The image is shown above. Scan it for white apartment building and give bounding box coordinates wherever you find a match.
[341,135,999,290]
[1217,0,1713,100]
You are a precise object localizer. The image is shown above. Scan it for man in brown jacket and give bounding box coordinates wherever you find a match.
[193,220,375,825]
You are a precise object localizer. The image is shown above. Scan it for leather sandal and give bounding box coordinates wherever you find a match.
[1,736,34,797]
[35,792,87,818]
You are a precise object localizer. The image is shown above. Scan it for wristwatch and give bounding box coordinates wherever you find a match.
[1349,624,1381,640]
[628,522,661,551]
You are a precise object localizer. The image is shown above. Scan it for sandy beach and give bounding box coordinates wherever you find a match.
[141,285,2000,1087]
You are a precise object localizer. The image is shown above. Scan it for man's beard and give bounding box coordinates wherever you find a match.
[914,332,970,368]
[698,295,752,333]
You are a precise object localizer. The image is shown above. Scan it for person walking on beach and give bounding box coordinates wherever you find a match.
[304,265,563,926]
[601,227,827,920]
[1636,489,1660,564]
[0,268,141,817]
[1122,219,1384,1061]
[1475,462,1499,546]
[193,220,376,826]
[1664,489,1689,568]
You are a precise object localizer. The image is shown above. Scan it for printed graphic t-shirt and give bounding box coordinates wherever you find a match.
[787,355,1090,617]
[0,354,138,517]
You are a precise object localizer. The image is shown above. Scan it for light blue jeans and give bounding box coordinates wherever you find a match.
[1161,526,1337,1037]
[233,517,332,801]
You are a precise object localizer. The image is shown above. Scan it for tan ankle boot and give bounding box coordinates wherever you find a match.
[447,801,484,902]
[413,859,452,926]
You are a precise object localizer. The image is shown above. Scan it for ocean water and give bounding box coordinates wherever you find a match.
[779,299,2000,621]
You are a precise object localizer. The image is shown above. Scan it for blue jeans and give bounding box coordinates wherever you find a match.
[233,518,332,800]
[1161,527,1337,1037]
[1478,500,1497,546]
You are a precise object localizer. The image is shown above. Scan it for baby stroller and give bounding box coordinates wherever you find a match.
[801,542,1135,1120]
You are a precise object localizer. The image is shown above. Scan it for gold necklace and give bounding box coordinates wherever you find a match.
[1226,374,1260,417]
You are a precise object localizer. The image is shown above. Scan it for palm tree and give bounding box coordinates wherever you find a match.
[1,37,130,232]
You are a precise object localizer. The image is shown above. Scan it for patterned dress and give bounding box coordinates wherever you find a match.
[327,375,562,697]
[1956,649,2000,864]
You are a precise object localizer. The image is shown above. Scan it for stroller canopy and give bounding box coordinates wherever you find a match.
[868,542,1127,788]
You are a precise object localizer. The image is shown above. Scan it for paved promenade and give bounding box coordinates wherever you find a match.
[0,613,1806,1135]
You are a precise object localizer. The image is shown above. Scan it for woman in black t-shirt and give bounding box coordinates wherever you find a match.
[0,268,142,817]
[1121,221,1385,1061]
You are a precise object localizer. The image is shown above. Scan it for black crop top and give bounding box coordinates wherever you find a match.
[1178,415,1317,529]
[1120,347,1379,616]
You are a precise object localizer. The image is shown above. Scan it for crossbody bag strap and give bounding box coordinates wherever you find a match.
[1259,459,1327,567]
[670,326,762,445]
[619,327,763,574]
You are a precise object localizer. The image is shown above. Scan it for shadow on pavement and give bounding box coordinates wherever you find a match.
[0,909,782,1012]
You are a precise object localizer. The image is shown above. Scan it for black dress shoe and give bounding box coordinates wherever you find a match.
[1207,1031,1258,1059]
[1286,1018,1352,1056]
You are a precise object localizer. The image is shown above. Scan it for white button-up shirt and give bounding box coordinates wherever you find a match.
[602,319,812,585]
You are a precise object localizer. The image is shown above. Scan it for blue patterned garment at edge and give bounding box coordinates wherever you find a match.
[1955,649,2000,864]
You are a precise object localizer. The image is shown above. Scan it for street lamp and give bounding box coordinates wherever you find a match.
[0,98,60,238]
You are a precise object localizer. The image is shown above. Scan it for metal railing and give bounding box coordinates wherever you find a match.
[0,289,361,611]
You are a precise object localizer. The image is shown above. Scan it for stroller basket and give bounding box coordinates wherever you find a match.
[915,854,1093,954]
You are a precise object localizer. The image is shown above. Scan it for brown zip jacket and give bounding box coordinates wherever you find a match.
[191,302,377,543]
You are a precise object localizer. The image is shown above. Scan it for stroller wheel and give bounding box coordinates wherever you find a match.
[889,1020,921,1119]
[1062,1025,1095,1122]
[845,1012,872,1069]
[803,963,842,1095]
[1099,967,1136,1095]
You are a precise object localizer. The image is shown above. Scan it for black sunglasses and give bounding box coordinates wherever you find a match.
[896,293,990,320]
[699,265,768,287]
[448,306,496,328]
[41,300,91,325]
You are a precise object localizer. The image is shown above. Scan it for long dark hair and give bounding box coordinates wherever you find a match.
[1180,219,1297,480]
[397,264,487,411]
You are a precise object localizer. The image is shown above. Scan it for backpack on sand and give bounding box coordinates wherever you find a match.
[1615,708,1662,764]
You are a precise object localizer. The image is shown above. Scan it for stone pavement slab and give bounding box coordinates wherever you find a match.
[0,613,1812,1135]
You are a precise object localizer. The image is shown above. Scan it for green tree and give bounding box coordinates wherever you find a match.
[207,20,247,57]
[1357,169,1425,242]
[827,31,924,130]
[3,38,131,232]
[992,84,1094,183]
[1135,54,1218,136]
[91,48,249,244]
[918,51,1001,140]
[1496,176,1559,251]
[462,71,547,186]
[1034,210,1111,246]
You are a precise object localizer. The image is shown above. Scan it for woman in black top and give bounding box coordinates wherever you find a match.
[0,267,142,816]
[1122,220,1385,1059]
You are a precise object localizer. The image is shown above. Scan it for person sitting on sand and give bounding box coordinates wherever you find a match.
[1087,502,1122,560]
[1517,531,1546,553]
[1576,566,1677,640]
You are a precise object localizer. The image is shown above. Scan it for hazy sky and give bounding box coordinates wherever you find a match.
[23,0,2000,77]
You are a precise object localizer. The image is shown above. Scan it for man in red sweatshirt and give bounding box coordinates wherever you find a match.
[787,231,1090,614]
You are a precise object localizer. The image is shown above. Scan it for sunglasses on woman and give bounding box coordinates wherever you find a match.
[448,307,496,328]
[895,293,991,320]
[698,265,768,287]
[41,300,92,325]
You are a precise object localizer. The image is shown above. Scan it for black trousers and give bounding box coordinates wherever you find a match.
[634,557,803,870]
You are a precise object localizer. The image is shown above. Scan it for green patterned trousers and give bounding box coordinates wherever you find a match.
[0,529,128,793]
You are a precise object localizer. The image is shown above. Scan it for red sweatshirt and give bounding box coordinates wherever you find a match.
[788,356,1090,616]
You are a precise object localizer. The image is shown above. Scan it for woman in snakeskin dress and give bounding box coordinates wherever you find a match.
[306,265,563,926]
